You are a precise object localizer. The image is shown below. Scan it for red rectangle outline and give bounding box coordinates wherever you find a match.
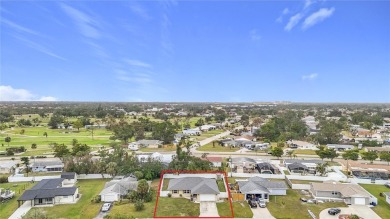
[153,170,234,218]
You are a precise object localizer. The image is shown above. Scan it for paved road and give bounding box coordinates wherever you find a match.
[319,205,381,219]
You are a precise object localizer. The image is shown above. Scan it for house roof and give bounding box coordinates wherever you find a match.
[311,181,372,198]
[327,144,355,149]
[238,177,288,194]
[61,172,76,179]
[18,178,77,201]
[285,159,324,165]
[256,163,274,169]
[137,140,162,145]
[288,162,309,170]
[231,157,256,164]
[100,177,138,196]
[31,160,64,168]
[167,177,219,194]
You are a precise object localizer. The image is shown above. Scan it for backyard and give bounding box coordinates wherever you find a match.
[267,189,347,219]
[360,184,390,219]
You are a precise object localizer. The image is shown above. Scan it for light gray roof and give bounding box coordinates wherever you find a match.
[327,144,355,149]
[167,177,220,194]
[100,177,138,196]
[31,160,64,168]
[137,140,163,145]
[238,177,288,194]
[284,159,324,164]
[231,157,256,164]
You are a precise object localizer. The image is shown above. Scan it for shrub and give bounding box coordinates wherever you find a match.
[31,143,37,149]
[350,215,359,219]
[91,195,101,203]
[133,171,143,180]
[134,200,144,211]
[168,193,172,198]
[0,176,8,183]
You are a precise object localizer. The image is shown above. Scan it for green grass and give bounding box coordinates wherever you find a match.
[217,179,226,192]
[284,170,290,175]
[198,142,240,152]
[155,197,200,217]
[217,201,233,217]
[138,145,176,152]
[44,179,109,219]
[232,202,253,218]
[0,181,37,219]
[162,179,169,190]
[294,149,318,155]
[326,161,341,166]
[268,189,347,219]
[108,199,155,219]
[360,184,390,219]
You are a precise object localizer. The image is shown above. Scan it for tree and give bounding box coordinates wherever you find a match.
[107,162,118,177]
[31,143,37,149]
[134,171,144,179]
[43,132,48,138]
[48,114,64,129]
[72,139,78,146]
[271,147,284,159]
[286,150,294,159]
[53,143,70,160]
[5,136,11,146]
[111,121,135,143]
[151,121,176,144]
[315,120,342,144]
[361,151,378,164]
[315,162,329,176]
[380,152,390,165]
[72,143,91,156]
[73,119,83,131]
[21,157,30,176]
[195,118,205,127]
[137,179,150,197]
[241,114,250,127]
[342,150,359,161]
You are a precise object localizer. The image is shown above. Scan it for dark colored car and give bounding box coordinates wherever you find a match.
[300,197,308,202]
[248,200,257,208]
[328,208,341,215]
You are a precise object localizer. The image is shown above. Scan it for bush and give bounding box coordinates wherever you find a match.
[0,176,8,183]
[91,195,101,203]
[168,193,172,198]
[133,171,143,180]
[134,200,144,211]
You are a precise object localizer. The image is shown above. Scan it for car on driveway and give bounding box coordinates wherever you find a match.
[328,208,341,215]
[257,199,266,208]
[300,197,308,202]
[248,200,257,208]
[101,203,112,212]
[385,182,390,188]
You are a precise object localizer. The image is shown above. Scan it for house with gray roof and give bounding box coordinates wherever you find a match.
[18,177,79,207]
[99,176,138,202]
[237,177,288,202]
[0,160,17,174]
[167,177,220,202]
[326,144,355,151]
[30,159,64,172]
[128,139,163,150]
[284,159,324,175]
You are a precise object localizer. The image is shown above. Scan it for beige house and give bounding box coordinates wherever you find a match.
[167,177,220,202]
[310,181,377,205]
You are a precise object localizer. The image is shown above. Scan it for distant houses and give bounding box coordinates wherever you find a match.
[326,144,355,151]
[286,140,318,150]
[31,159,64,173]
[237,177,288,201]
[128,140,163,150]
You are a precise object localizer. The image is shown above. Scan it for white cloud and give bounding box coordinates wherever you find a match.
[302,8,335,29]
[124,59,152,68]
[283,8,290,15]
[284,13,303,31]
[304,0,313,9]
[60,3,101,39]
[1,18,41,36]
[0,85,57,101]
[13,35,66,60]
[129,3,151,20]
[249,29,261,41]
[302,73,319,80]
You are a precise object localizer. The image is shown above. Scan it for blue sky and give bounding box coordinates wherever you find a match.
[0,0,389,102]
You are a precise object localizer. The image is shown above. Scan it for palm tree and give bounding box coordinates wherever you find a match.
[315,163,329,176]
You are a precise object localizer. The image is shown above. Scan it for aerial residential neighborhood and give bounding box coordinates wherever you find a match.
[1,0,389,219]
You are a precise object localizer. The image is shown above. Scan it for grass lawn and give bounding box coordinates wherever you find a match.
[268,189,346,219]
[360,184,390,219]
[284,170,290,175]
[198,142,240,152]
[232,202,253,218]
[217,201,233,217]
[44,179,109,219]
[162,178,169,190]
[108,199,155,219]
[294,149,318,155]
[326,161,341,166]
[155,197,200,217]
[0,181,36,219]
[217,179,226,192]
[138,145,176,152]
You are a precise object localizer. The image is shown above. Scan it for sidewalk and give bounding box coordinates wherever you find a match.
[9,201,32,219]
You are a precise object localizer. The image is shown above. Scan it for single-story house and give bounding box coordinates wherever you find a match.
[383,192,390,204]
[237,177,288,202]
[167,177,220,202]
[364,146,390,153]
[326,144,355,151]
[61,172,77,186]
[202,157,223,167]
[284,159,324,175]
[256,162,279,174]
[137,152,174,164]
[287,140,318,150]
[0,160,17,174]
[128,139,163,149]
[200,125,216,131]
[31,160,64,172]
[183,129,202,135]
[18,178,79,207]
[100,176,138,202]
[310,181,377,205]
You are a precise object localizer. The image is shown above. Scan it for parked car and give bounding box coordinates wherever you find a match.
[257,199,266,208]
[300,197,308,202]
[248,200,257,208]
[385,182,390,188]
[328,208,341,215]
[101,203,112,212]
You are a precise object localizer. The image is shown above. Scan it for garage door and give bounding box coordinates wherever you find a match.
[103,194,117,202]
[354,198,366,205]
[199,194,216,202]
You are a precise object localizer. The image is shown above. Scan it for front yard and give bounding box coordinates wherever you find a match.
[294,149,318,155]
[232,201,253,218]
[267,189,347,219]
[360,184,390,219]
[0,181,36,218]
[155,197,200,217]
[198,142,240,152]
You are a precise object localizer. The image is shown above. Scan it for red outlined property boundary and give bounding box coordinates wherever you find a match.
[153,170,234,218]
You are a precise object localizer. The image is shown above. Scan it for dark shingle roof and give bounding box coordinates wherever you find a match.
[61,172,76,179]
[288,162,309,170]
[18,178,77,201]
[32,178,64,190]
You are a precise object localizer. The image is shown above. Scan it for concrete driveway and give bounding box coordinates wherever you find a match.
[319,205,381,219]
[251,206,275,219]
[9,201,32,219]
[199,201,219,217]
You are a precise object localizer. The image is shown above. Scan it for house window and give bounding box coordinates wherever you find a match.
[332,192,338,195]
[264,194,268,199]
[173,190,178,194]
[184,190,191,194]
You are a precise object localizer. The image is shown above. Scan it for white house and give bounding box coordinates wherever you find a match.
[326,144,355,151]
[287,140,318,150]
[383,192,390,204]
[202,157,223,167]
[128,139,163,150]
[183,129,201,135]
[100,176,138,202]
[0,160,17,174]
[31,159,64,172]
[137,152,174,164]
